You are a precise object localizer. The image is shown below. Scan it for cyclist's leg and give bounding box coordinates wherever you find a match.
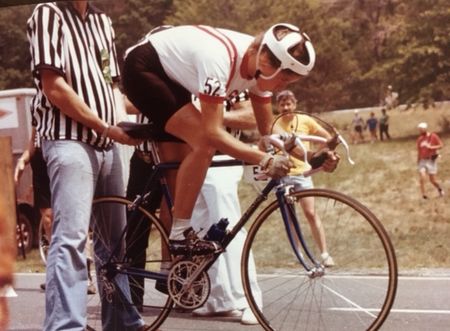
[164,104,216,232]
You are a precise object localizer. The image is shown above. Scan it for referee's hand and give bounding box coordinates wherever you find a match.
[108,125,143,146]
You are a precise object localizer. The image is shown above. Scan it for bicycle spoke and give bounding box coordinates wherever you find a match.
[242,189,397,331]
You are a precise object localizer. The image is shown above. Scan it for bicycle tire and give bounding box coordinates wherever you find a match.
[38,218,49,264]
[86,196,173,331]
[242,188,397,331]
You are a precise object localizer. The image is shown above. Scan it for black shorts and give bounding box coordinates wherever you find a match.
[122,42,191,142]
[29,148,51,209]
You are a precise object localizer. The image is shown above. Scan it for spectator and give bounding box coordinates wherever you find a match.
[27,2,147,330]
[416,122,444,199]
[366,111,378,143]
[379,108,391,141]
[351,110,365,144]
[275,90,335,267]
[125,111,165,312]
[384,85,399,110]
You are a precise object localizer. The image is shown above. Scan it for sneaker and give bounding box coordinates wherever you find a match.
[241,308,258,325]
[321,253,335,267]
[192,307,242,318]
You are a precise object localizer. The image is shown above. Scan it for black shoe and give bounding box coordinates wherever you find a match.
[155,278,168,294]
[169,227,220,256]
[40,283,46,290]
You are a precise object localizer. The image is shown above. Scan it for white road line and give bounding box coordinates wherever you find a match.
[322,283,377,318]
[330,308,450,315]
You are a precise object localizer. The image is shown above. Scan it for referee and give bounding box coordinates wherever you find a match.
[27,1,147,330]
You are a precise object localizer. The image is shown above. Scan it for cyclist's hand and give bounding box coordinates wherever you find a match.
[280,133,297,153]
[107,125,143,146]
[258,135,275,153]
[309,148,340,172]
[260,154,293,179]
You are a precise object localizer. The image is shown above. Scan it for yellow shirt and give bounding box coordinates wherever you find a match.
[278,114,323,175]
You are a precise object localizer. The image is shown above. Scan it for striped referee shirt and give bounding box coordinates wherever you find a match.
[27,2,120,149]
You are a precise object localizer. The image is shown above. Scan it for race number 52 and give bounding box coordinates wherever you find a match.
[203,77,223,96]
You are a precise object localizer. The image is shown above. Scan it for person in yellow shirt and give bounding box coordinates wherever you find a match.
[276,90,335,267]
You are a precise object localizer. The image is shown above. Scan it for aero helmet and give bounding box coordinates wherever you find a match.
[256,23,316,80]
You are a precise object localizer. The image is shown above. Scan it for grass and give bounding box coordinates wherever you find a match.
[16,105,450,274]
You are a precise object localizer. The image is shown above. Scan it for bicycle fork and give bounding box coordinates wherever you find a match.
[276,187,325,278]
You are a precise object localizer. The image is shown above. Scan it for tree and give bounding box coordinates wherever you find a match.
[380,0,450,106]
[0,4,34,89]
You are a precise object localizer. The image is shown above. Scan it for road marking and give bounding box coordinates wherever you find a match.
[330,308,450,315]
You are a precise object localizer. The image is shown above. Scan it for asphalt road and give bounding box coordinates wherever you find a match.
[7,270,450,331]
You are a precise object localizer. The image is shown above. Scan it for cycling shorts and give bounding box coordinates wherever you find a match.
[122,41,190,142]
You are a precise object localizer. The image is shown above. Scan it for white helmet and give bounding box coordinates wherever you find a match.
[256,23,316,79]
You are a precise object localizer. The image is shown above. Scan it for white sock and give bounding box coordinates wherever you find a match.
[169,218,191,240]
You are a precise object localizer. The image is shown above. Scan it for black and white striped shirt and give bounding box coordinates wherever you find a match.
[27,2,120,148]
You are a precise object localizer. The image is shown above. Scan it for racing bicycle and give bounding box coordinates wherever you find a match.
[86,113,398,331]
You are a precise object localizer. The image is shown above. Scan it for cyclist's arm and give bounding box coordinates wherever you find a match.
[250,96,275,136]
[223,100,257,130]
[201,100,266,165]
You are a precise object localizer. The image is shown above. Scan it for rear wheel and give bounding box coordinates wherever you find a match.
[16,211,33,254]
[242,188,397,331]
[87,196,173,331]
[38,218,49,264]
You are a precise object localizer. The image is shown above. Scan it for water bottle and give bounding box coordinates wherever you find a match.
[204,218,229,243]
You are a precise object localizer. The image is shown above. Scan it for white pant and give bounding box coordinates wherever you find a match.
[191,157,262,312]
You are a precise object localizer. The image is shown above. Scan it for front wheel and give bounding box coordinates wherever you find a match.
[87,196,173,331]
[242,188,397,331]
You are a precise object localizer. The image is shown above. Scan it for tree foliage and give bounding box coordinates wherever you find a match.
[0,0,448,111]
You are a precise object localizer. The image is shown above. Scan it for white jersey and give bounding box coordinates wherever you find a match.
[147,25,271,103]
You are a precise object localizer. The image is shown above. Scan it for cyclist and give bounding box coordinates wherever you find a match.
[122,23,338,247]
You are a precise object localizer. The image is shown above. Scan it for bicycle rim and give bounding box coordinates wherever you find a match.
[242,188,397,331]
[38,218,49,265]
[87,196,172,331]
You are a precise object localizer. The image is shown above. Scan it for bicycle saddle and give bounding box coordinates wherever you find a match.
[117,121,156,139]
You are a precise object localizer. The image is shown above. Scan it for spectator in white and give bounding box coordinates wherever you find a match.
[190,91,261,325]
[351,110,365,144]
[384,85,399,110]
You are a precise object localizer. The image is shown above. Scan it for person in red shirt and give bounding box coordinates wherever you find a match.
[416,122,444,199]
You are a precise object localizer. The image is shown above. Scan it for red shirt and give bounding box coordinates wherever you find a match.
[417,132,442,159]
